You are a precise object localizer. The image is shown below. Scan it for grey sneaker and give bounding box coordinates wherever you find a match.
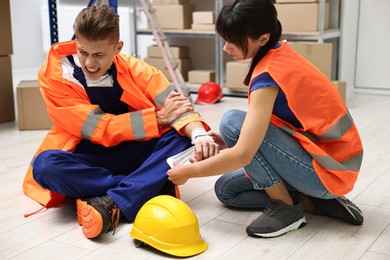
[246,199,306,238]
[307,196,363,225]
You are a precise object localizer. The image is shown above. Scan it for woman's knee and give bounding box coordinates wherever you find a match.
[219,109,246,147]
[214,169,246,204]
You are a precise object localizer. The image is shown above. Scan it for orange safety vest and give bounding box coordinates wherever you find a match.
[23,40,209,207]
[250,41,363,195]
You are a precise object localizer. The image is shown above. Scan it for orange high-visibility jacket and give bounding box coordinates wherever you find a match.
[250,41,363,195]
[23,40,209,207]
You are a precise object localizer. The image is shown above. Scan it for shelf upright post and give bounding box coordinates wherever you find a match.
[318,0,325,43]
[48,0,58,45]
[215,0,223,86]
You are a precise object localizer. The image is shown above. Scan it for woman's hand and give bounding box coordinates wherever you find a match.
[167,162,190,185]
[208,131,227,150]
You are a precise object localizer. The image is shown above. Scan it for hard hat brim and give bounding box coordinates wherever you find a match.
[130,225,208,257]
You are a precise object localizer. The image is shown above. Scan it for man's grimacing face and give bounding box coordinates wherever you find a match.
[76,34,123,80]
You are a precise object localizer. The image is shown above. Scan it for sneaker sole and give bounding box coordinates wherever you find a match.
[335,197,363,225]
[81,204,104,239]
[76,199,87,226]
[248,217,306,238]
[311,196,363,225]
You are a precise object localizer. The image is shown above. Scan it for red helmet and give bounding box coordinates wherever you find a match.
[195,82,224,105]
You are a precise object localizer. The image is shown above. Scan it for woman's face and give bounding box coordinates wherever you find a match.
[223,38,261,61]
[223,35,269,61]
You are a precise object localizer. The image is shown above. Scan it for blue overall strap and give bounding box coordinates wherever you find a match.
[67,55,87,89]
[66,55,128,115]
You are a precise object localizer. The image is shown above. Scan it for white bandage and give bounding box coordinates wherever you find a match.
[191,128,213,145]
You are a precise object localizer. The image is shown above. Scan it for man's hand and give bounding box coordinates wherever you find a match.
[156,91,193,128]
[190,137,220,163]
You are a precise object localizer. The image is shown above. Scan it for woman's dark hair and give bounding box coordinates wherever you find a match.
[216,0,282,85]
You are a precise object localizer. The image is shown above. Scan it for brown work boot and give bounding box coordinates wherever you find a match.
[80,195,121,239]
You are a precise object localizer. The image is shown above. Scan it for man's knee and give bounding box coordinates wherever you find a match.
[32,150,60,186]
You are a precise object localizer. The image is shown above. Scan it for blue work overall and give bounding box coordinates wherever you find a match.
[32,55,192,222]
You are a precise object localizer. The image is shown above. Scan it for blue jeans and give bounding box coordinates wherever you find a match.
[214,109,336,209]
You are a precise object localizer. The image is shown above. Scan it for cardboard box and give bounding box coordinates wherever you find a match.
[191,24,215,31]
[147,45,189,59]
[331,81,346,102]
[154,4,194,29]
[188,70,215,84]
[0,0,13,55]
[0,55,15,123]
[144,57,191,81]
[153,0,188,4]
[275,2,329,32]
[225,61,250,90]
[17,80,53,130]
[192,11,215,25]
[289,41,333,79]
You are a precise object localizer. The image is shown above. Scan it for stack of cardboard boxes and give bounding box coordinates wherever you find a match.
[186,10,217,85]
[0,0,15,123]
[153,0,194,30]
[274,0,329,33]
[144,45,191,82]
[191,11,215,31]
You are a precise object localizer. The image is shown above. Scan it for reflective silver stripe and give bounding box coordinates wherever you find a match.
[154,86,175,109]
[341,152,363,172]
[170,111,199,127]
[280,124,363,172]
[81,108,106,140]
[30,155,36,166]
[281,110,354,142]
[318,111,354,140]
[130,111,146,139]
[310,151,363,172]
[282,125,318,143]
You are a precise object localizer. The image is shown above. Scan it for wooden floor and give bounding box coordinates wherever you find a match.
[1,92,390,260]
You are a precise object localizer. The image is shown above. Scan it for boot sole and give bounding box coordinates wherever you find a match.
[76,199,87,226]
[81,204,104,239]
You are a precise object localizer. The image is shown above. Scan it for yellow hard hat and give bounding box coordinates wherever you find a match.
[130,195,208,257]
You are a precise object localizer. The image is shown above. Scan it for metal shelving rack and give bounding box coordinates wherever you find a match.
[48,0,341,96]
[132,0,341,97]
[48,0,340,97]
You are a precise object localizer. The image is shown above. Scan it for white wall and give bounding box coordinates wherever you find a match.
[355,0,390,93]
[10,0,47,73]
[338,0,360,99]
